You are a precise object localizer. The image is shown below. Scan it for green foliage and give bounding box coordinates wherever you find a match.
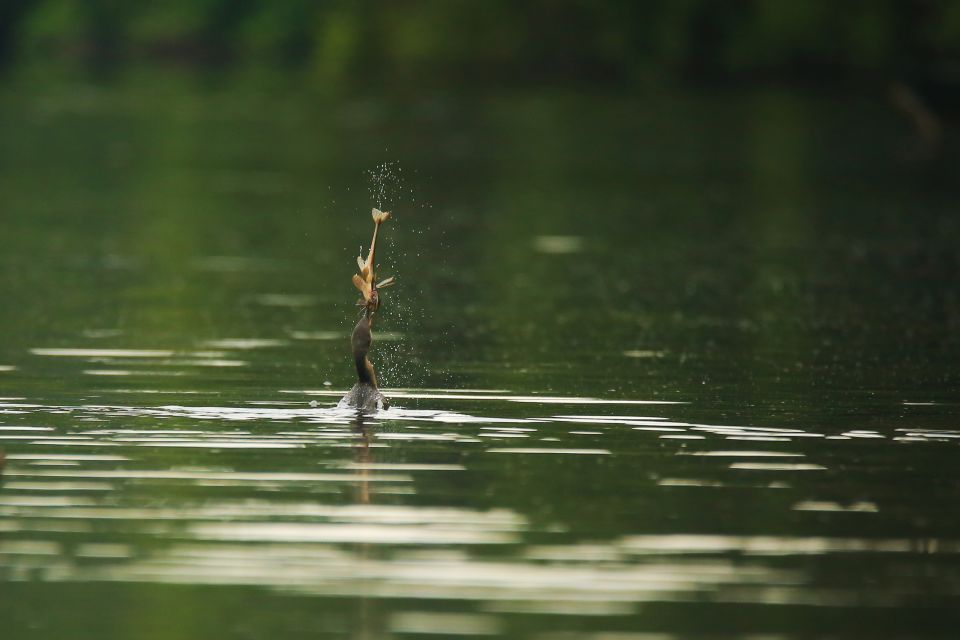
[1,0,959,84]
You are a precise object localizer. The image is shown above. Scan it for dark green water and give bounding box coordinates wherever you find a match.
[1,76,960,639]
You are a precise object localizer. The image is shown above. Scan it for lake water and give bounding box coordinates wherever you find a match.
[1,76,959,639]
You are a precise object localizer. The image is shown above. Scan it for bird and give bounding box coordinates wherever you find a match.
[339,208,395,412]
[338,311,389,411]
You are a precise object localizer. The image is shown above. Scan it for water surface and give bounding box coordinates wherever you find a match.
[1,77,959,639]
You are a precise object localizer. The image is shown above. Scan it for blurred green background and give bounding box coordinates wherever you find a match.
[1,0,959,91]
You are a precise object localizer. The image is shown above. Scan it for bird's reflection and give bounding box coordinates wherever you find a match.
[350,413,378,639]
[351,415,372,505]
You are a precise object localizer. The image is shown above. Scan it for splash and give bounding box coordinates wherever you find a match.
[366,161,412,211]
[359,162,450,390]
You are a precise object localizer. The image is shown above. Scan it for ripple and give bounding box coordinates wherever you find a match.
[30,348,174,358]
[0,539,800,606]
[623,350,666,359]
[335,463,466,471]
[792,501,879,513]
[3,469,412,483]
[3,481,114,492]
[75,543,132,559]
[287,330,343,340]
[487,448,611,455]
[729,463,827,471]
[203,338,286,349]
[190,521,517,545]
[390,612,502,636]
[617,535,953,555]
[684,451,804,458]
[1,387,957,618]
[6,454,129,461]
[167,359,247,367]
[533,235,583,254]
[283,390,683,406]
[657,478,725,487]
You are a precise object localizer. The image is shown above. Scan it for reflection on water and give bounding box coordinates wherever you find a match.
[2,388,960,637]
[2,80,959,638]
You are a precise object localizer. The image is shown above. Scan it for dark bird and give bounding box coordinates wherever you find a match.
[339,208,395,412]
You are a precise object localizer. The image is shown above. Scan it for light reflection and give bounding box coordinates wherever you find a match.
[5,454,128,461]
[532,234,583,254]
[841,431,885,439]
[0,542,805,606]
[389,611,502,636]
[203,339,286,349]
[0,540,60,555]
[75,544,132,559]
[189,522,518,545]
[623,350,667,359]
[3,481,114,492]
[487,448,611,455]
[0,495,99,507]
[657,478,726,487]
[335,463,466,471]
[30,348,175,357]
[554,416,686,427]
[792,501,878,513]
[618,535,953,555]
[281,390,683,405]
[287,330,342,340]
[684,451,803,458]
[729,463,827,471]
[27,460,80,466]
[163,359,247,367]
[0,501,526,523]
[477,432,529,439]
[3,469,413,483]
[0,388,957,618]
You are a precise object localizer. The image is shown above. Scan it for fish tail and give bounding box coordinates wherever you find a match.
[367,209,391,276]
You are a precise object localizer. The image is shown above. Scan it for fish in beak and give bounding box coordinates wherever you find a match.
[352,208,396,317]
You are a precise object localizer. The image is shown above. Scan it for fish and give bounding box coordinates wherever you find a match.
[352,208,395,316]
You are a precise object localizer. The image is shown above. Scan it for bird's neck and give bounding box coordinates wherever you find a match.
[352,314,378,387]
[354,352,377,386]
